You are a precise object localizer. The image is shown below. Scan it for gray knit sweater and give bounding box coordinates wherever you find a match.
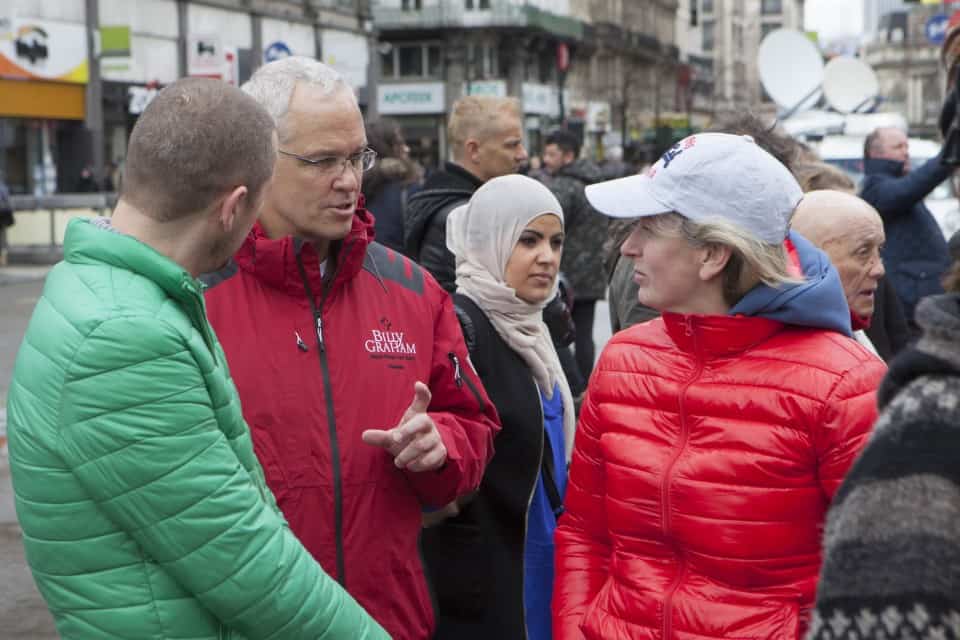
[808,293,960,640]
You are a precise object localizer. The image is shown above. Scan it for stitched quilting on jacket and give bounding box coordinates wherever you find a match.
[6,217,387,640]
[203,206,500,640]
[553,232,887,640]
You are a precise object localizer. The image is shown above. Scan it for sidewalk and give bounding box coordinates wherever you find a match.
[0,265,51,287]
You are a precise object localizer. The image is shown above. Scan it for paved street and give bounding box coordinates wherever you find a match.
[0,275,59,638]
[0,266,611,638]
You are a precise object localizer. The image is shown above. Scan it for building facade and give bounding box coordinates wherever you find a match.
[1,0,371,195]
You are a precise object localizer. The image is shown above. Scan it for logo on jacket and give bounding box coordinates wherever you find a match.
[364,317,417,357]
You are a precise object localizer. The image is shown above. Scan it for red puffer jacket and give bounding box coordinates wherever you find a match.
[203,208,499,640]
[553,312,886,640]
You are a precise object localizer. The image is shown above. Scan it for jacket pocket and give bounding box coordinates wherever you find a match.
[248,424,291,502]
[422,519,489,619]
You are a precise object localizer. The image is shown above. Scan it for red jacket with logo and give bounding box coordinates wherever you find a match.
[203,208,499,640]
[553,312,886,640]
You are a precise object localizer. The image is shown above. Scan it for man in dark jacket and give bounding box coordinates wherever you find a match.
[202,57,500,640]
[404,96,527,292]
[860,126,953,334]
[541,129,609,381]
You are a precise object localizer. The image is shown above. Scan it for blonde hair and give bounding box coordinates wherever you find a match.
[447,96,522,159]
[793,162,856,194]
[637,213,801,305]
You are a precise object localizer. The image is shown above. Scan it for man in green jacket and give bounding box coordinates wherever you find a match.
[5,78,387,639]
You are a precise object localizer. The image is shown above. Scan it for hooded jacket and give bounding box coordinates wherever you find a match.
[543,159,609,301]
[808,293,960,640]
[7,218,388,640]
[861,155,952,328]
[404,162,484,292]
[202,207,500,640]
[553,232,887,640]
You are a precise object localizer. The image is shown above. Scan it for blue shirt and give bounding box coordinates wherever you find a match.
[524,383,567,640]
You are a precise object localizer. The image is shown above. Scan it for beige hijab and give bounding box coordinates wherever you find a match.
[446,174,576,462]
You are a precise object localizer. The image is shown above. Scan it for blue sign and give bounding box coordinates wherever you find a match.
[926,14,949,45]
[264,41,292,63]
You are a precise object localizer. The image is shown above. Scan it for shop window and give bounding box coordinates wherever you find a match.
[401,0,422,9]
[381,49,396,78]
[428,45,442,76]
[382,42,444,79]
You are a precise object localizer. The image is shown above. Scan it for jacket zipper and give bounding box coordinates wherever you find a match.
[520,372,545,640]
[296,251,347,587]
[661,317,702,639]
[447,352,487,412]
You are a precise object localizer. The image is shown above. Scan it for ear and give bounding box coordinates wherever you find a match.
[465,138,481,163]
[698,243,732,281]
[216,185,249,232]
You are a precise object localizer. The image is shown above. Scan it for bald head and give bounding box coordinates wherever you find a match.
[793,190,886,319]
[865,126,910,171]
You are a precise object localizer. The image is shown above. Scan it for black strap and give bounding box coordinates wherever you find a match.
[541,435,565,519]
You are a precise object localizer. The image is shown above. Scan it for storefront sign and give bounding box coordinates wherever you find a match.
[100,25,132,74]
[188,33,221,76]
[0,16,88,83]
[378,82,445,115]
[522,82,559,117]
[264,41,292,63]
[465,80,507,97]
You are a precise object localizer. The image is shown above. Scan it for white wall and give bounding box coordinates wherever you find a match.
[8,0,85,22]
[100,0,179,83]
[188,3,252,49]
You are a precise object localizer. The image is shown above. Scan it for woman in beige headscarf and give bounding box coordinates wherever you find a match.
[421,174,574,640]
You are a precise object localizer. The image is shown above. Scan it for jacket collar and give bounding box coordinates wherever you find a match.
[234,201,375,301]
[864,157,905,177]
[662,312,783,357]
[64,217,203,306]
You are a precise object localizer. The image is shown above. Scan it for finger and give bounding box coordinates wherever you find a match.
[394,431,440,469]
[407,444,447,473]
[393,413,435,442]
[361,429,398,450]
[400,381,432,423]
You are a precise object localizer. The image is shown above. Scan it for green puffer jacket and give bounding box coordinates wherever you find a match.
[6,218,389,640]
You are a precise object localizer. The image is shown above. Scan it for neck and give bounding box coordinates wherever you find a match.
[451,158,485,183]
[258,206,332,263]
[667,284,730,316]
[110,199,209,277]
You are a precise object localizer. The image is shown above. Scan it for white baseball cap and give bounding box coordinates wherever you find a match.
[585,133,803,244]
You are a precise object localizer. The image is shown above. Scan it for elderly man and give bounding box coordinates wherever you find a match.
[201,58,500,640]
[793,190,888,357]
[404,95,528,292]
[7,78,386,639]
[861,126,952,334]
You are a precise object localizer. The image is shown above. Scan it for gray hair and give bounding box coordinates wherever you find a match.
[636,212,801,305]
[242,56,354,140]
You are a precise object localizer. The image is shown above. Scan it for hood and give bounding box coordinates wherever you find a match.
[864,157,905,177]
[403,162,481,257]
[729,230,852,337]
[232,200,375,302]
[878,293,960,407]
[557,158,605,184]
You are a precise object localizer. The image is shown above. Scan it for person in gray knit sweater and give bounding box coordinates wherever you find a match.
[808,260,960,640]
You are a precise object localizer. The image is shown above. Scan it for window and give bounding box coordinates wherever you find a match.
[398,45,423,77]
[702,0,713,13]
[761,22,781,41]
[702,20,715,52]
[401,0,422,9]
[381,42,444,79]
[761,0,782,15]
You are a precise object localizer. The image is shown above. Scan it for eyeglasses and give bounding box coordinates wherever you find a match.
[278,147,378,175]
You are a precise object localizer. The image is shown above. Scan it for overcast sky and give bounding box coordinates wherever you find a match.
[805,0,865,41]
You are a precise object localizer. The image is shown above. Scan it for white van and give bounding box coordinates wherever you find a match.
[813,134,960,240]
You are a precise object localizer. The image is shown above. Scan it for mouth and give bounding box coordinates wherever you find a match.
[331,203,356,216]
[529,273,554,283]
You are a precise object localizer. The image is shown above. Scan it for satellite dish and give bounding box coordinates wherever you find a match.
[758,29,824,115]
[822,56,880,114]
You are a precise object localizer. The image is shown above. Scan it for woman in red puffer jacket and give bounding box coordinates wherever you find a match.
[552,133,887,640]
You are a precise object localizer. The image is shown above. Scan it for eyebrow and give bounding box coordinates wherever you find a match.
[299,144,368,157]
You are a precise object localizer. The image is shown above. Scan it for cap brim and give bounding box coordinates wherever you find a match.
[585,174,672,219]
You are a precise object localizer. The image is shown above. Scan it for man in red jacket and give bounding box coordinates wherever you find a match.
[201,57,500,640]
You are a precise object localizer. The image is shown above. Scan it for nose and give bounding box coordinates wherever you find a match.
[517,143,529,163]
[621,227,643,258]
[870,254,885,279]
[332,163,361,191]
